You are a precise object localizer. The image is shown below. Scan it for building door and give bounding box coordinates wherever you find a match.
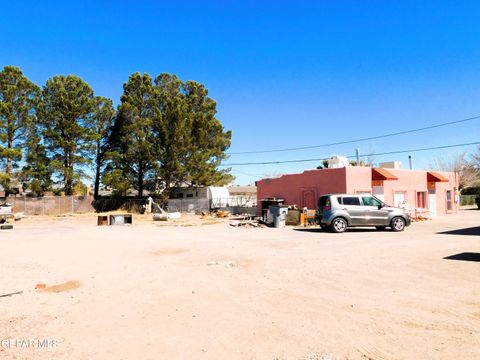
[394,191,406,207]
[416,191,427,209]
[428,189,437,217]
[446,190,452,212]
[302,190,316,210]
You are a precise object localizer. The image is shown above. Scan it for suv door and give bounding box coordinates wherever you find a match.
[339,196,363,226]
[361,196,390,225]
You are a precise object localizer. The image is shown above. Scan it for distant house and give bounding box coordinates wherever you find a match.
[228,185,257,207]
[169,186,230,212]
[256,166,459,217]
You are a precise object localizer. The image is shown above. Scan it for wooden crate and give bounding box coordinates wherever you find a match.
[286,210,300,226]
[109,214,133,225]
[97,215,109,226]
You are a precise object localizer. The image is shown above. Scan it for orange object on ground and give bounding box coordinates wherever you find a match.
[35,283,46,289]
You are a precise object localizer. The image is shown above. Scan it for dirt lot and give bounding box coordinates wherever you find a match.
[1,210,479,360]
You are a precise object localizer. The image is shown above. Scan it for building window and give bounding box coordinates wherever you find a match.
[176,193,184,199]
[186,194,193,198]
[416,191,427,208]
[446,190,452,211]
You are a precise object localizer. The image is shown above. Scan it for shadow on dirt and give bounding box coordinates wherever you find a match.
[437,227,480,236]
[293,227,385,233]
[444,252,480,262]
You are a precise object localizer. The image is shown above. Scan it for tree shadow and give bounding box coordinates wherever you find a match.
[444,252,480,262]
[437,227,480,236]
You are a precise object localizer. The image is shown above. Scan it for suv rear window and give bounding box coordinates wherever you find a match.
[318,196,329,207]
[342,197,360,206]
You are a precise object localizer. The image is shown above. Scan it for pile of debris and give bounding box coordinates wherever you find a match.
[149,198,181,221]
[229,214,265,228]
[214,210,231,218]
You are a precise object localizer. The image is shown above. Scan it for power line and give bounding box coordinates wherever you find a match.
[227,115,480,155]
[220,141,480,166]
[230,169,263,178]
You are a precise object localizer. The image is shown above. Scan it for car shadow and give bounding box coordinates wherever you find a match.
[293,227,385,233]
[437,226,480,236]
[443,252,480,262]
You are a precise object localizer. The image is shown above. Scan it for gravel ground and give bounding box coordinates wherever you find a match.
[1,210,479,359]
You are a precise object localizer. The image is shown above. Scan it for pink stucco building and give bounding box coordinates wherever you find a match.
[256,167,459,217]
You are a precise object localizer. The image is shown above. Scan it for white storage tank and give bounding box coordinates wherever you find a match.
[207,186,230,208]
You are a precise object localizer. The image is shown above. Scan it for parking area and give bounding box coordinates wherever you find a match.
[1,210,479,359]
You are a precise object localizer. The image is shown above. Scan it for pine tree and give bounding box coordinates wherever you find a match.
[0,66,41,194]
[105,73,156,197]
[93,96,115,199]
[41,75,97,195]
[20,129,52,196]
[106,72,233,198]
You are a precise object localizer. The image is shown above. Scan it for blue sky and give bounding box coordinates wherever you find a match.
[1,1,479,184]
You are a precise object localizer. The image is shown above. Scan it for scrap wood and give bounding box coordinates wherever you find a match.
[229,220,260,228]
[230,214,256,221]
[0,290,23,298]
[216,210,230,218]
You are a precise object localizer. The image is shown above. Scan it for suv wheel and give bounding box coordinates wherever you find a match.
[391,217,406,232]
[330,217,347,233]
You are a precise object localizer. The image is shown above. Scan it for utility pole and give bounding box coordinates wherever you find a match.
[356,148,360,166]
[408,155,413,170]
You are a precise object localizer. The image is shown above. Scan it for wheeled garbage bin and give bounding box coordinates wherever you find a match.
[269,205,289,228]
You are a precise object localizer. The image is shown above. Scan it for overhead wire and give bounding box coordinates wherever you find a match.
[220,141,480,166]
[227,115,480,155]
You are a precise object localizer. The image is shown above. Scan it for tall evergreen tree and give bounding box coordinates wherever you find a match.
[41,75,96,195]
[93,96,115,199]
[151,73,189,195]
[20,125,52,196]
[182,79,232,186]
[106,72,233,198]
[0,66,41,194]
[105,73,156,197]
[152,74,233,195]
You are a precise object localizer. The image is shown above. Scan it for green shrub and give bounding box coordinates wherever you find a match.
[460,195,477,206]
[461,187,480,196]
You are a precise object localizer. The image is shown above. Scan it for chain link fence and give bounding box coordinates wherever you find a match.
[167,197,257,215]
[167,198,210,213]
[6,196,95,216]
[3,196,258,216]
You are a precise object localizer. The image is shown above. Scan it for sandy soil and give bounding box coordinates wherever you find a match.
[1,210,479,359]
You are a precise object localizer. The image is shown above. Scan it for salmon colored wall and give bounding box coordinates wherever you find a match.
[430,171,459,214]
[381,169,428,207]
[256,168,348,214]
[379,169,458,214]
[256,166,459,216]
[345,167,374,194]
